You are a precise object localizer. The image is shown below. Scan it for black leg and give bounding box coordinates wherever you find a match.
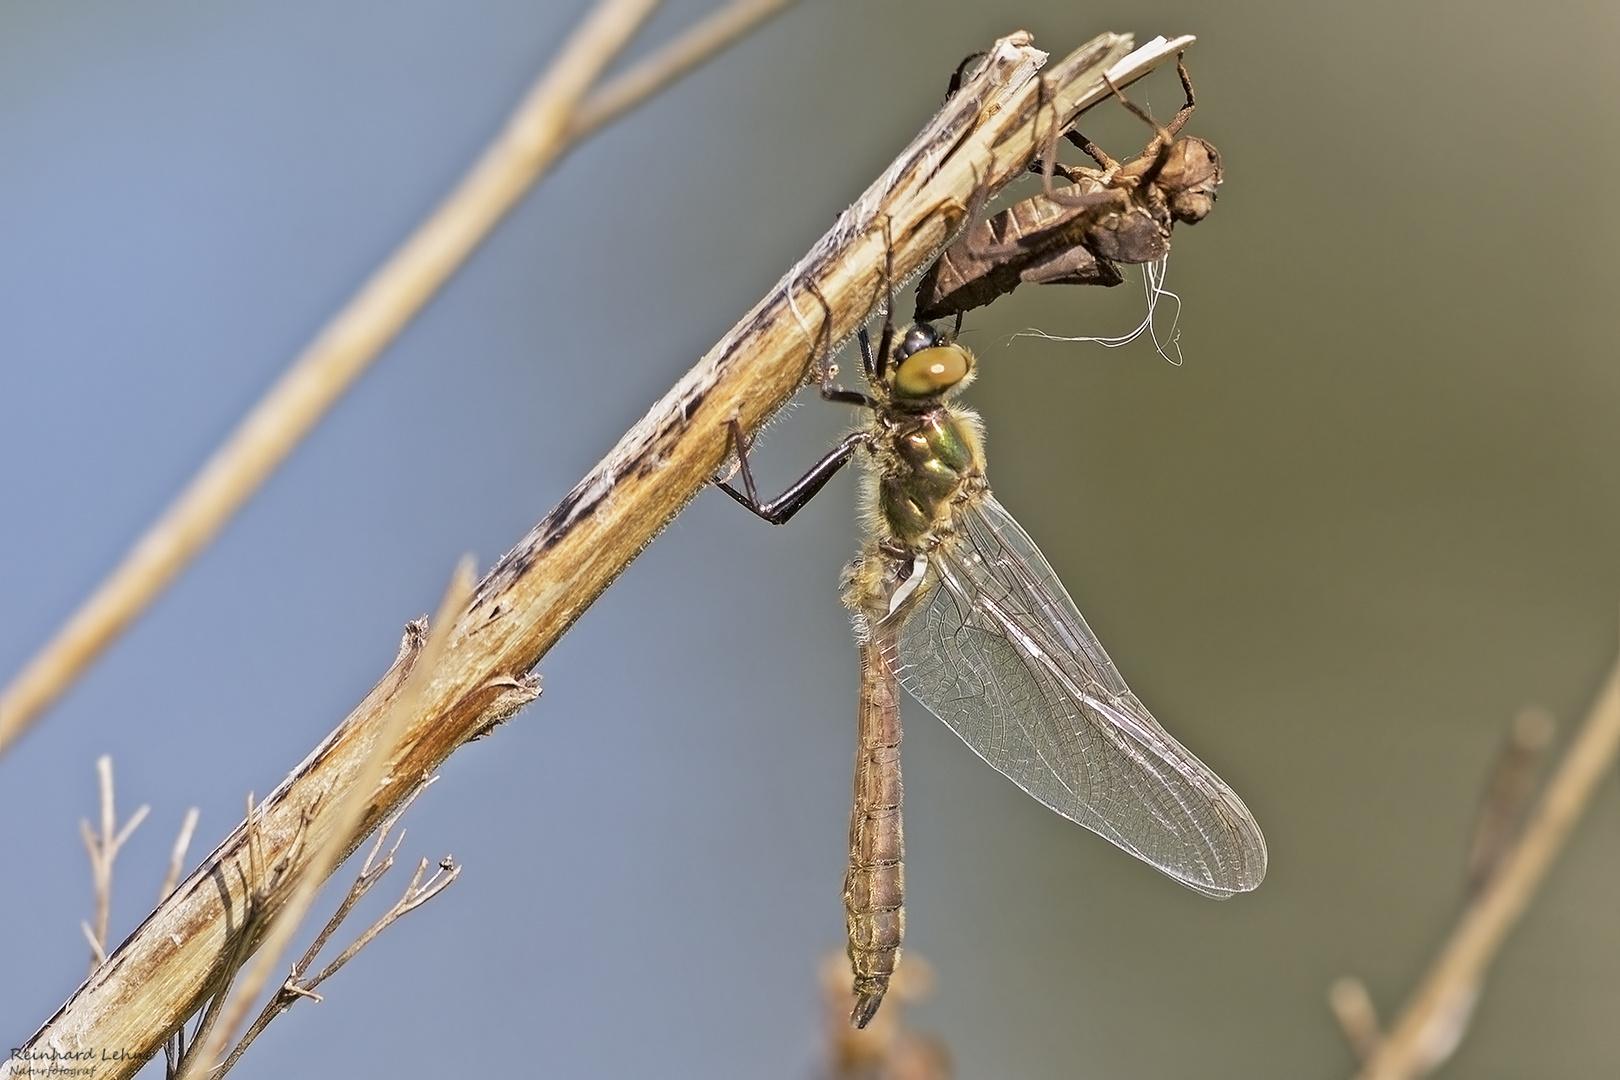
[858,326,877,381]
[718,421,869,526]
[869,221,898,380]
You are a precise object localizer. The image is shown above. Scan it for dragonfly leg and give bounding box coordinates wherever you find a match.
[1103,54,1198,190]
[717,421,868,525]
[1163,54,1197,139]
[1063,128,1118,171]
[943,50,986,99]
[803,278,878,408]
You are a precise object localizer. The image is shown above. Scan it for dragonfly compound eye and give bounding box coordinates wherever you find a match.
[894,323,941,363]
[891,344,971,399]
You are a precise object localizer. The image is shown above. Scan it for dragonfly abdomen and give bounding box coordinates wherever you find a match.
[843,628,906,1028]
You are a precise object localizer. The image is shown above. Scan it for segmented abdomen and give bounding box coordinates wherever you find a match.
[843,626,905,1028]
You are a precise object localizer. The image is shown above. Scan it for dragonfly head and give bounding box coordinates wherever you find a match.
[887,321,976,402]
[1161,137,1223,224]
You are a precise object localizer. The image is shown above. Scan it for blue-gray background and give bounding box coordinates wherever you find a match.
[2,2,1617,1077]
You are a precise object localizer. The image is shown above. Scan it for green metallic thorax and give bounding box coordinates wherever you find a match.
[875,404,984,548]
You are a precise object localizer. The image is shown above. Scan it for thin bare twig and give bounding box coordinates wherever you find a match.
[1348,654,1620,1080]
[307,856,461,987]
[0,0,800,756]
[18,34,1190,1079]
[79,756,150,970]
[216,788,457,1078]
[176,562,473,1080]
[292,778,434,974]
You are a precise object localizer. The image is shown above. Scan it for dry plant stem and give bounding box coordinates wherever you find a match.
[294,780,426,971]
[1352,655,1620,1080]
[176,562,474,1080]
[17,32,1189,1080]
[0,0,804,755]
[80,756,150,969]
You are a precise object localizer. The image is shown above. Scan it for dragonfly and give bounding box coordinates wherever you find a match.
[719,275,1266,1028]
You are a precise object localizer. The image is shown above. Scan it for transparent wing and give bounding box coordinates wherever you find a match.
[885,493,1266,897]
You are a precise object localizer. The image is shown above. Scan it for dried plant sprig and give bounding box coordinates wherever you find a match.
[0,0,799,756]
[1346,654,1620,1080]
[214,789,458,1079]
[305,855,460,989]
[175,562,473,1080]
[79,755,150,969]
[16,33,1190,1080]
[291,776,435,974]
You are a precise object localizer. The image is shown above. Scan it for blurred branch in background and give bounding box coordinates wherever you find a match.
[77,756,149,971]
[78,759,201,967]
[819,951,950,1080]
[15,29,1192,1080]
[0,0,799,758]
[1333,658,1620,1080]
[159,807,202,904]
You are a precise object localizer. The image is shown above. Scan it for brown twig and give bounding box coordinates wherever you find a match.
[0,0,800,757]
[1347,655,1620,1080]
[79,756,150,970]
[15,33,1192,1079]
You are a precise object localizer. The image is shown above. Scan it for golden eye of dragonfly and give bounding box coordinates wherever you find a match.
[892,344,970,398]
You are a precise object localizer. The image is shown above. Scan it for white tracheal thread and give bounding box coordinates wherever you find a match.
[784,277,814,351]
[850,611,872,646]
[1012,257,1186,366]
[886,554,930,617]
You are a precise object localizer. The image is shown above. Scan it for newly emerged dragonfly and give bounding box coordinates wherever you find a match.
[720,286,1266,1027]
